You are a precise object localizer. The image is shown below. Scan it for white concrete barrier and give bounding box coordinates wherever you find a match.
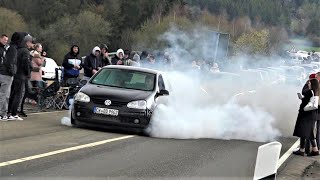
[253,141,282,180]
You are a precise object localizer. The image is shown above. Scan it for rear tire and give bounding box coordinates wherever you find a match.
[141,129,150,137]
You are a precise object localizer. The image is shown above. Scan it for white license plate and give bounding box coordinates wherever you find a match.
[94,107,119,116]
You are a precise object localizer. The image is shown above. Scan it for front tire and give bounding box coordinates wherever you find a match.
[71,113,81,128]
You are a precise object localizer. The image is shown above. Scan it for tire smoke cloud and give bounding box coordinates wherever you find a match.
[146,26,301,142]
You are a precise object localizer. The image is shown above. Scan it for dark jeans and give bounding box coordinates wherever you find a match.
[8,78,24,116]
[306,120,320,152]
[317,120,320,149]
[300,138,317,149]
[20,79,29,113]
[301,122,317,152]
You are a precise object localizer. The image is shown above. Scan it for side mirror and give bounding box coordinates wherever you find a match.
[158,89,169,96]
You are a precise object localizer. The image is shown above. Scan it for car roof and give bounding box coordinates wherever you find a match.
[44,58,58,66]
[102,65,161,75]
[44,57,55,62]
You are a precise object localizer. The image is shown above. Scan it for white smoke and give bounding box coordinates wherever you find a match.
[56,26,302,143]
[236,83,301,137]
[144,26,301,142]
[60,99,74,127]
[61,116,72,126]
[146,72,283,142]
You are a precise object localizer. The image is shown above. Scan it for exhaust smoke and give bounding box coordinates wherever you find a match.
[60,99,73,127]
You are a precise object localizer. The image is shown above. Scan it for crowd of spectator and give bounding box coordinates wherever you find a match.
[0,32,181,121]
[0,32,65,120]
[0,32,33,121]
[0,31,237,121]
[5,31,320,122]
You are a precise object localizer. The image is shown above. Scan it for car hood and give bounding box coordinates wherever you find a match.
[80,83,154,102]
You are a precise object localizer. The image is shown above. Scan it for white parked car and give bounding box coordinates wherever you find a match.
[42,58,61,80]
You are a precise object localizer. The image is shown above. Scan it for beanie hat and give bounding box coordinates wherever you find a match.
[24,34,33,42]
[100,44,108,51]
[309,73,316,79]
[11,32,20,45]
[124,49,130,55]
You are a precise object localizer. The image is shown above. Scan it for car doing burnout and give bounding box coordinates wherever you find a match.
[71,65,169,131]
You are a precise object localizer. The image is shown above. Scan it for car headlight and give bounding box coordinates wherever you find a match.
[127,100,147,109]
[74,92,90,103]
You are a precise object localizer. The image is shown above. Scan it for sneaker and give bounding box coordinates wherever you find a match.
[0,115,7,122]
[293,150,305,156]
[13,115,23,121]
[7,115,16,120]
[307,151,319,157]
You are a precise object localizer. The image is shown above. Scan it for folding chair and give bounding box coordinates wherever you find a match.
[38,81,61,110]
[27,80,46,104]
[55,87,70,109]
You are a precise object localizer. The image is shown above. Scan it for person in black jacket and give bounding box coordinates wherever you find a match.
[315,72,320,150]
[293,78,320,156]
[0,34,17,121]
[83,46,102,80]
[100,44,111,67]
[62,45,82,86]
[7,33,33,120]
[111,49,124,65]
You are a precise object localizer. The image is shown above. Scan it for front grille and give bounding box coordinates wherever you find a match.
[91,97,128,107]
[93,114,119,121]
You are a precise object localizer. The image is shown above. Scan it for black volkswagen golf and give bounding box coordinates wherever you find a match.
[71,65,169,132]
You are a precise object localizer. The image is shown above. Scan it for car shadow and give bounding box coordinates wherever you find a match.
[77,125,149,137]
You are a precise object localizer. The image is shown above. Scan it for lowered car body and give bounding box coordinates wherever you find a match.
[71,65,169,132]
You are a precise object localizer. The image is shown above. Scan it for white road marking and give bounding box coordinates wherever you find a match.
[277,139,300,169]
[0,135,135,167]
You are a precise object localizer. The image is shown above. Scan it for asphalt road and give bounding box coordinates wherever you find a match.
[0,111,297,180]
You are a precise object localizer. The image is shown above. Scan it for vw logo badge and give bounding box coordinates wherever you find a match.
[104,100,112,106]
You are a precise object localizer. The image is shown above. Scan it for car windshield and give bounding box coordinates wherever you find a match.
[91,68,156,91]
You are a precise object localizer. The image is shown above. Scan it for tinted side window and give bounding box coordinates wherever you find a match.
[158,75,165,90]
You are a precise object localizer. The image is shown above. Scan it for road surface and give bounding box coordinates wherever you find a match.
[0,111,297,179]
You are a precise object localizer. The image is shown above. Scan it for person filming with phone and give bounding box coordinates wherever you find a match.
[293,73,319,156]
